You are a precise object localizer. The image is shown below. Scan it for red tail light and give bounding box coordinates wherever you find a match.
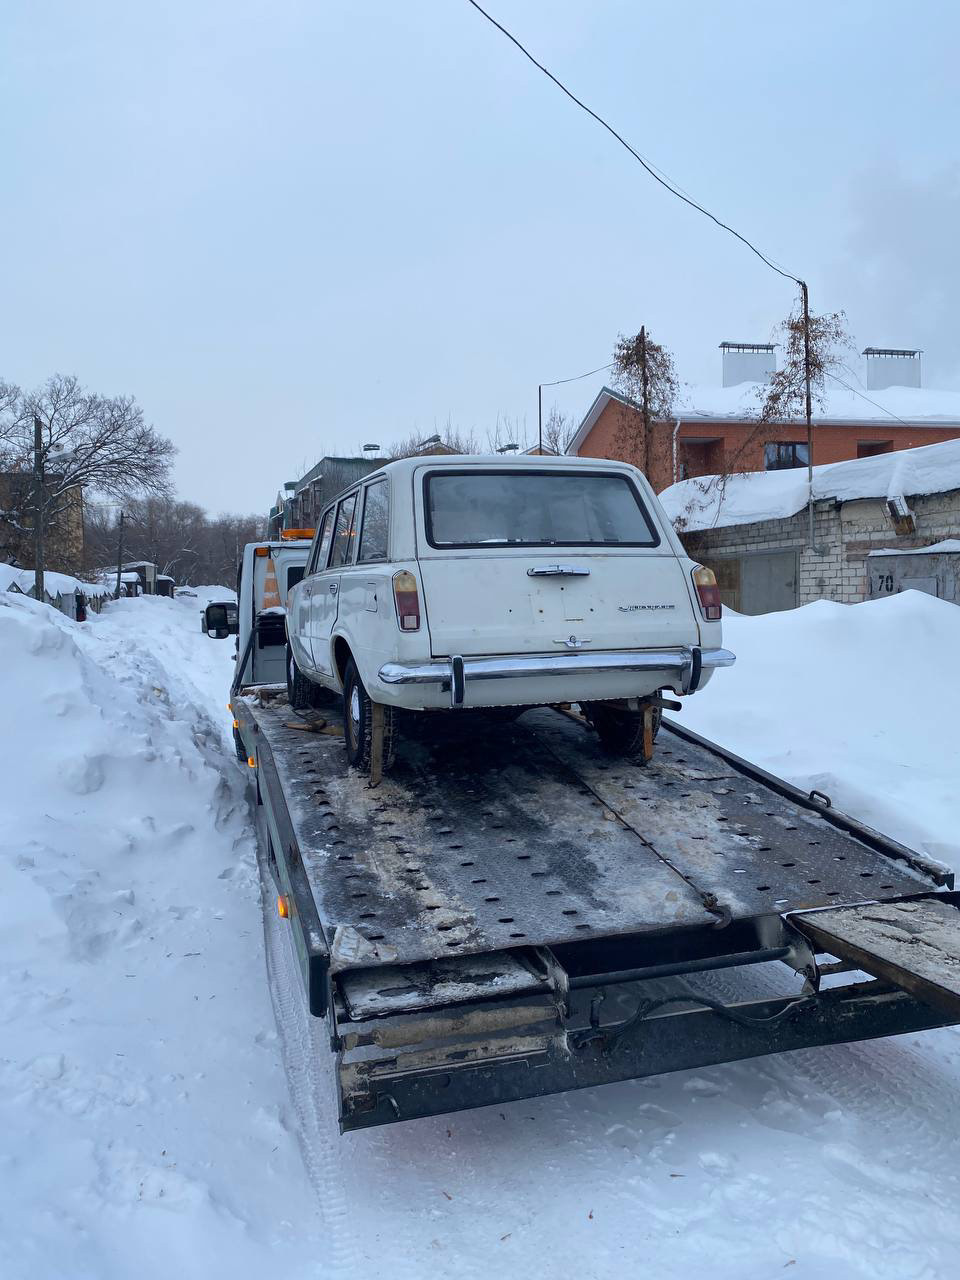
[392,569,421,631]
[692,565,722,620]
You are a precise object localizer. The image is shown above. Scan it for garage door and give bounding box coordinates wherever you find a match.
[741,549,799,615]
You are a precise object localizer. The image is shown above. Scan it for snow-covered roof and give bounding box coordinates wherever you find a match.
[0,563,113,598]
[660,438,960,533]
[568,380,960,454]
[868,539,960,558]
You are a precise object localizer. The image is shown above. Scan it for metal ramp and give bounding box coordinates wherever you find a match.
[792,895,960,1019]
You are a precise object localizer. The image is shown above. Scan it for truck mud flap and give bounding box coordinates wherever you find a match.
[790,892,960,1019]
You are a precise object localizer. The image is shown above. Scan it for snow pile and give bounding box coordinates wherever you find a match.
[683,590,960,865]
[0,561,112,599]
[660,436,960,531]
[0,591,317,1280]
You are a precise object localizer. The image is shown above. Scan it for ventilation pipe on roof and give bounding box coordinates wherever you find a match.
[862,348,922,390]
[720,342,776,387]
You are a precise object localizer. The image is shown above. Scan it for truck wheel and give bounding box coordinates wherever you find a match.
[343,658,396,774]
[233,726,247,762]
[287,644,321,711]
[586,702,662,758]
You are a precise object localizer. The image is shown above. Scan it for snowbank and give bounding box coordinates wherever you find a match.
[0,591,318,1280]
[682,590,960,866]
[660,437,960,531]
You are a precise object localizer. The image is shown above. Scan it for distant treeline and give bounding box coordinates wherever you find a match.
[84,498,265,588]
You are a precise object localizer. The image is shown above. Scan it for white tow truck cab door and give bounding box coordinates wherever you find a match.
[413,464,702,659]
[239,541,311,686]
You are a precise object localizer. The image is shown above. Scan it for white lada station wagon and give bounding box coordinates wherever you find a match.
[285,455,734,774]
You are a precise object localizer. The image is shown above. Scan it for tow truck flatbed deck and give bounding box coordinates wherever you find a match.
[235,693,960,1131]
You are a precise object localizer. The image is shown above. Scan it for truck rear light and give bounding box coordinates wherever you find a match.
[392,570,421,631]
[692,565,722,620]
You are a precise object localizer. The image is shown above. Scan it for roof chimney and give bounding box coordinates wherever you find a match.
[720,341,776,388]
[862,347,921,390]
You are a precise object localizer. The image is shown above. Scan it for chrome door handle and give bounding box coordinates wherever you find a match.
[527,565,590,577]
[329,583,339,595]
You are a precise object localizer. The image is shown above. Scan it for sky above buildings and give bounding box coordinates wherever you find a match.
[3,0,959,513]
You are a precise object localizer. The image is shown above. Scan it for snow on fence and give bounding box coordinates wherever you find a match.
[0,563,113,619]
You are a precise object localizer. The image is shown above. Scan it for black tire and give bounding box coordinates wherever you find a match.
[343,658,396,773]
[286,643,323,711]
[585,701,662,758]
[233,726,247,762]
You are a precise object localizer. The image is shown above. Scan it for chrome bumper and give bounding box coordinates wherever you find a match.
[378,646,736,707]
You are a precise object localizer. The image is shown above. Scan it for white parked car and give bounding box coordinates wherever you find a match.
[285,455,734,773]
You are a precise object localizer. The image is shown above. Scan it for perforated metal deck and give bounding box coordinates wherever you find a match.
[246,702,939,974]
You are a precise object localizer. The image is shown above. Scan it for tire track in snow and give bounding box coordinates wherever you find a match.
[261,864,359,1276]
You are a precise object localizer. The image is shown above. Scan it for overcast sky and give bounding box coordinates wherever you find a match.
[3,0,959,513]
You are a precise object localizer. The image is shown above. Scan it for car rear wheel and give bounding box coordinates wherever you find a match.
[585,701,662,759]
[343,658,396,774]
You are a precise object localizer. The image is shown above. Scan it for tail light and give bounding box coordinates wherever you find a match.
[692,565,722,620]
[392,569,421,631]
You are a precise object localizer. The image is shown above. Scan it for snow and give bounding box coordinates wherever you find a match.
[679,378,960,426]
[0,562,112,598]
[868,539,960,557]
[3,588,960,1278]
[660,436,960,531]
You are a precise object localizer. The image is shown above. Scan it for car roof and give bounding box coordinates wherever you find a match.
[360,454,642,482]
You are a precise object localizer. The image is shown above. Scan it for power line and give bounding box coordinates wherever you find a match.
[541,361,614,389]
[464,0,802,287]
[824,370,914,428]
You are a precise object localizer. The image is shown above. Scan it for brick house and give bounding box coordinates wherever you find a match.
[568,345,960,492]
[659,438,960,614]
[0,472,85,575]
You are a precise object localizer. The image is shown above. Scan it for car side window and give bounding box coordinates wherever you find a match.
[357,480,389,562]
[309,509,334,574]
[329,492,359,568]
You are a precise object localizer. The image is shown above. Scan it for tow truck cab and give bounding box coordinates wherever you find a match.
[204,534,313,688]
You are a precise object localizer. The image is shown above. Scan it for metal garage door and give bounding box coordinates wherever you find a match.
[740,549,799,615]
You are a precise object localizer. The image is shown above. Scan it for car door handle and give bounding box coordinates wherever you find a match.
[527,565,590,577]
[329,583,339,595]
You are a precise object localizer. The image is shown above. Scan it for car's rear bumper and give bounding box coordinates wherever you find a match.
[378,646,735,707]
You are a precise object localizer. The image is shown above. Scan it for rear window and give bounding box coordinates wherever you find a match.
[424,470,659,549]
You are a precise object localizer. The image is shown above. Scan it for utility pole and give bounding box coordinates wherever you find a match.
[32,415,45,603]
[114,510,125,599]
[538,383,543,453]
[800,281,815,550]
[639,326,650,477]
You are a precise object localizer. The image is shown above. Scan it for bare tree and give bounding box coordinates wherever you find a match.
[667,305,854,536]
[754,305,852,431]
[541,404,577,454]
[0,374,175,599]
[387,419,480,460]
[611,328,679,479]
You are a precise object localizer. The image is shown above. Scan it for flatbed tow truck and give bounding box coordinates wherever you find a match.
[231,668,960,1133]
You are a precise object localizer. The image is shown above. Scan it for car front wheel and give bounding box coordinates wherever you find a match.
[343,658,396,774]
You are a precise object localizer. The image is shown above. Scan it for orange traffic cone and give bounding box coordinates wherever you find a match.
[262,557,281,609]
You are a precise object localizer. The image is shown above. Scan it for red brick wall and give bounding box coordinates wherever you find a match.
[576,399,960,492]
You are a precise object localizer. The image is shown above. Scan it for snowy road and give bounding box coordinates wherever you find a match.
[2,589,959,1279]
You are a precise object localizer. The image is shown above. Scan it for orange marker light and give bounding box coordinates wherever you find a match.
[277,895,290,918]
[232,719,239,729]
[247,756,256,768]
